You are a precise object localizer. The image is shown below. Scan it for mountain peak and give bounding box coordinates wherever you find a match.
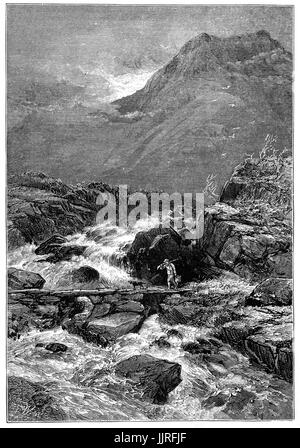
[179,29,278,54]
[114,30,289,114]
[165,30,283,75]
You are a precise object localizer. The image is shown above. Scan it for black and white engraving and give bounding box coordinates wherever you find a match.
[6,4,293,422]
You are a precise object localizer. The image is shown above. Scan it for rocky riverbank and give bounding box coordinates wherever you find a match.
[7,148,293,420]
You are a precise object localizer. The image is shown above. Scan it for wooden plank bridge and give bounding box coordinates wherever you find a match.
[8,287,194,303]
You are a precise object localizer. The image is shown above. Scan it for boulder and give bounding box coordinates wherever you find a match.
[114,300,145,314]
[85,312,143,342]
[267,252,292,278]
[127,227,182,280]
[241,235,266,259]
[245,278,293,307]
[148,233,181,265]
[71,266,100,283]
[206,220,234,258]
[8,267,45,290]
[33,304,59,329]
[127,225,209,284]
[115,354,182,404]
[182,341,213,355]
[202,392,228,409]
[35,343,68,353]
[245,327,293,382]
[160,303,203,325]
[7,376,66,421]
[128,227,181,260]
[167,329,183,339]
[89,303,111,319]
[74,296,94,319]
[40,245,87,263]
[219,236,241,267]
[35,234,67,255]
[7,299,67,336]
[151,336,171,349]
[218,306,293,381]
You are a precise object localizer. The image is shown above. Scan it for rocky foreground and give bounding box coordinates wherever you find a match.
[7,148,293,420]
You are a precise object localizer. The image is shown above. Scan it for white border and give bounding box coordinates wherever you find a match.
[1,0,298,428]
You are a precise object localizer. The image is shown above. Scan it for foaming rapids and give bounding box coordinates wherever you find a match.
[7,218,293,421]
[7,217,160,289]
[8,315,292,421]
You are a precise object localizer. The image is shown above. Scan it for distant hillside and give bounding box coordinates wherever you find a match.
[7,30,292,194]
[106,31,292,192]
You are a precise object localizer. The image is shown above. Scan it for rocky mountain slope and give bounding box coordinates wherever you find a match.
[105,30,292,192]
[8,30,292,194]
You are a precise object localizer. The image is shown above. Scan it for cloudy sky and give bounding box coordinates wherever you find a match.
[7,4,293,104]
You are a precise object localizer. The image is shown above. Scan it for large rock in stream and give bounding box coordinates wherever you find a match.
[71,266,100,283]
[35,234,68,255]
[64,299,145,346]
[8,267,46,290]
[115,354,182,404]
[127,226,208,284]
[35,235,87,263]
[86,312,143,340]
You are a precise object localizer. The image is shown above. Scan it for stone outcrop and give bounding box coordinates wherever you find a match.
[127,226,213,284]
[199,203,291,280]
[127,227,182,281]
[35,235,87,263]
[158,277,251,328]
[35,234,68,255]
[8,267,46,290]
[245,278,292,307]
[115,354,182,404]
[156,275,293,383]
[217,306,293,382]
[8,291,80,338]
[199,152,292,281]
[7,172,113,250]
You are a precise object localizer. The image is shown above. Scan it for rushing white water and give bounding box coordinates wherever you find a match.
[7,217,161,289]
[7,219,293,421]
[8,315,293,421]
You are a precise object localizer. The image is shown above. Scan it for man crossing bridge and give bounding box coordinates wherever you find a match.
[157,258,178,289]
